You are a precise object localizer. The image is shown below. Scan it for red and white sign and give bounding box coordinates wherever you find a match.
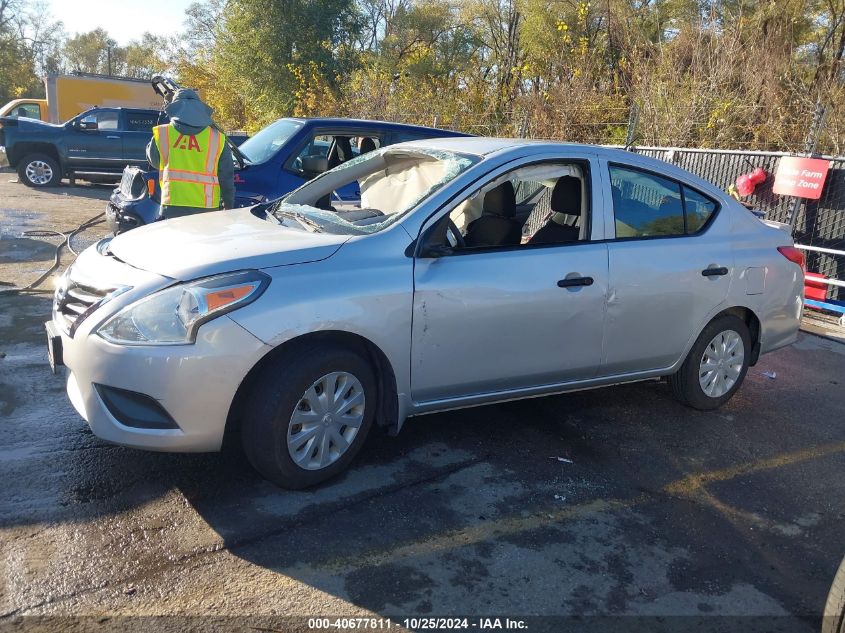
[772,156,830,200]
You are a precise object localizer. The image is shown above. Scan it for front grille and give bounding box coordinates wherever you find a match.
[53,275,115,336]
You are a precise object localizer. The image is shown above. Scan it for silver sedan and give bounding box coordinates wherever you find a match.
[48,138,804,488]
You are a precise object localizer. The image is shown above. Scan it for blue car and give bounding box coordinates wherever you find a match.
[106,117,469,233]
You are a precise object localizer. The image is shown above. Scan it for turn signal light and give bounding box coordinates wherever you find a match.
[147,179,155,196]
[777,246,805,272]
[205,285,256,311]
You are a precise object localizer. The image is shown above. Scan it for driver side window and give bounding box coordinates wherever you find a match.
[14,104,41,119]
[80,111,120,130]
[444,162,591,250]
[292,134,378,177]
[294,134,333,166]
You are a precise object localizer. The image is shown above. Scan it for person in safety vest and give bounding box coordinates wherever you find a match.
[146,89,235,219]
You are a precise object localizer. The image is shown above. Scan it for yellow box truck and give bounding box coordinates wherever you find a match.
[0,73,162,123]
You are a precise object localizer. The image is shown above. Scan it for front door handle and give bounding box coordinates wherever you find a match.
[557,276,594,288]
[701,267,729,277]
[106,135,120,140]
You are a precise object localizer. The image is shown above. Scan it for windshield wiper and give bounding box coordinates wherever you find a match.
[274,209,324,233]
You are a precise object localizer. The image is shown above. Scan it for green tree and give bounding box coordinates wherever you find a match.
[171,0,845,152]
[63,28,114,73]
[0,31,40,101]
[123,33,170,78]
[0,0,50,101]
[196,0,362,129]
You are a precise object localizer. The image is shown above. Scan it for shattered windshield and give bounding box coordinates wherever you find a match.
[238,118,303,165]
[268,147,478,235]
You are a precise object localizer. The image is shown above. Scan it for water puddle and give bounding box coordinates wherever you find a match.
[0,208,49,237]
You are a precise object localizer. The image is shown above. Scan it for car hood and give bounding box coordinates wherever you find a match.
[108,207,349,280]
[0,116,63,130]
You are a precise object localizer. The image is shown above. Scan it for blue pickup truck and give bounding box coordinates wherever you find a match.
[1,108,166,186]
[106,117,468,233]
[0,106,249,187]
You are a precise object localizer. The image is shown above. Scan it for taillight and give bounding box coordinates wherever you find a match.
[777,246,805,271]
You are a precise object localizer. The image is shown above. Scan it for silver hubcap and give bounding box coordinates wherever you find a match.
[25,160,53,185]
[287,372,365,471]
[699,330,745,398]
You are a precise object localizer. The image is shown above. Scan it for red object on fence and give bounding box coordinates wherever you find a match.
[736,174,755,196]
[804,272,828,302]
[734,168,767,197]
[749,168,766,185]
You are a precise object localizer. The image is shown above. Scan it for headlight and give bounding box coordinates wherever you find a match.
[95,237,113,255]
[96,270,269,345]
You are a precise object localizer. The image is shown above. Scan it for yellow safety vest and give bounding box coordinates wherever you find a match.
[152,123,226,209]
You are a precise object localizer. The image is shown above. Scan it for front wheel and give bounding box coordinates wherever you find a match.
[18,153,61,187]
[241,343,377,489]
[669,314,751,410]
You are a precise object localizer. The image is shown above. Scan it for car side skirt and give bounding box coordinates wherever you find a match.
[409,366,673,416]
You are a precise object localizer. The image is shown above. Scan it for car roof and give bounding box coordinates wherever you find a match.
[83,106,162,114]
[85,106,157,111]
[396,136,534,155]
[287,117,468,136]
[394,136,652,158]
[392,137,725,195]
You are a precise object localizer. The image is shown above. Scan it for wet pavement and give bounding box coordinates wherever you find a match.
[0,168,111,292]
[1,289,844,631]
[1,175,845,631]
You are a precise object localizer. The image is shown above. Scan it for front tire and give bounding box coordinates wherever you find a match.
[241,343,377,489]
[669,314,751,410]
[18,153,61,187]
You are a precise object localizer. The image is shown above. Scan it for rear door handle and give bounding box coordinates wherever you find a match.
[557,276,594,288]
[106,135,120,140]
[701,267,729,277]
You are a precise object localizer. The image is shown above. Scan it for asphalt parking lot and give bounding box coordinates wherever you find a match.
[1,174,844,632]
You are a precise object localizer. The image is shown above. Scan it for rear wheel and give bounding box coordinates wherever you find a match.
[669,314,751,410]
[241,343,377,489]
[18,153,61,187]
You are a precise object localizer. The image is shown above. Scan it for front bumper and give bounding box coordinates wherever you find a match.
[52,244,271,452]
[61,315,270,452]
[107,189,161,235]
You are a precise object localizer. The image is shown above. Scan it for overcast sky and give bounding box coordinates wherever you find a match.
[46,0,196,45]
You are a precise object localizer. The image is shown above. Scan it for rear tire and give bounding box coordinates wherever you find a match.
[241,343,377,489]
[18,153,61,187]
[669,314,751,410]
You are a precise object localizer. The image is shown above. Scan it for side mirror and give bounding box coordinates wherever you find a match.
[301,155,328,177]
[79,120,98,131]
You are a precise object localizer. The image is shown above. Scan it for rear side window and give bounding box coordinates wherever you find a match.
[609,165,718,238]
[127,113,159,132]
[683,187,718,232]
